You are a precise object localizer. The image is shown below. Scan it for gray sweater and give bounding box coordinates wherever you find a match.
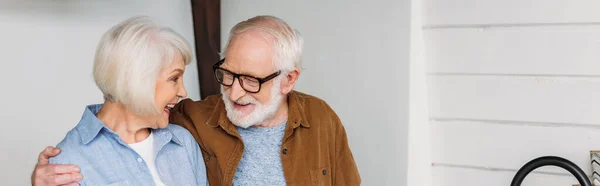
[233,122,287,186]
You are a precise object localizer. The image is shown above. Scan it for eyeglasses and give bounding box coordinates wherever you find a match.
[212,58,281,93]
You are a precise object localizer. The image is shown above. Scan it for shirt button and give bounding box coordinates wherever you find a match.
[282,148,288,155]
[137,158,143,163]
[322,169,327,175]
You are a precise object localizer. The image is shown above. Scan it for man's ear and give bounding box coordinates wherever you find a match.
[281,67,300,94]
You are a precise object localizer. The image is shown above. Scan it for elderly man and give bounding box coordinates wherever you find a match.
[33,15,361,186]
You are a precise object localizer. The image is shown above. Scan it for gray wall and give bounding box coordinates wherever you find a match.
[0,1,199,185]
[0,0,418,185]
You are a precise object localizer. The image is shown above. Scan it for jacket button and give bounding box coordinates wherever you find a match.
[282,148,288,155]
[322,169,327,175]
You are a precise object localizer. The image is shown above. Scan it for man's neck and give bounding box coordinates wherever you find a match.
[254,97,289,128]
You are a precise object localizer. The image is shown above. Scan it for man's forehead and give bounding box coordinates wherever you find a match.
[221,56,274,77]
[223,33,276,76]
[229,33,273,57]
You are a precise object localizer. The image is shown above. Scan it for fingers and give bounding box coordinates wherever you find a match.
[37,146,60,165]
[47,164,81,174]
[33,164,81,186]
[32,147,81,186]
[52,172,83,185]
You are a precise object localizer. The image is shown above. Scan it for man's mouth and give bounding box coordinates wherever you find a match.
[234,102,253,110]
[235,102,251,106]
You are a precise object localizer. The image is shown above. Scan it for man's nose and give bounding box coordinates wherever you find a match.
[228,78,246,101]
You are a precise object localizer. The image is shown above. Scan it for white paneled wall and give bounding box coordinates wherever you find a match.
[425,26,600,75]
[424,0,600,25]
[425,1,600,185]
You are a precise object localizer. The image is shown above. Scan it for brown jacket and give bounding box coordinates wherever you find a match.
[169,91,361,186]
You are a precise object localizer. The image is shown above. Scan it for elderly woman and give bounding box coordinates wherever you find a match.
[48,16,207,186]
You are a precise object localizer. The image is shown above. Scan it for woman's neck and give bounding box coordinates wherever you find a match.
[96,100,151,144]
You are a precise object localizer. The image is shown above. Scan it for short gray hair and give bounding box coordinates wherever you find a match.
[93,16,193,116]
[223,15,303,72]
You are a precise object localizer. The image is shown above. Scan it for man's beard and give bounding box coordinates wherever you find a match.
[221,77,284,128]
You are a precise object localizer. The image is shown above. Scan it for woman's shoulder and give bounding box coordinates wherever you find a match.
[164,124,199,150]
[165,124,192,135]
[50,128,87,164]
[50,118,108,165]
[52,104,108,163]
[165,124,196,142]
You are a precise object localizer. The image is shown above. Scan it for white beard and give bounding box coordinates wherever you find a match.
[221,77,284,128]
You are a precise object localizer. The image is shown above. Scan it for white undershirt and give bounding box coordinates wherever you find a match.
[128,132,165,186]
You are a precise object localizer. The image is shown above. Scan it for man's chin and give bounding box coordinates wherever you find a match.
[227,112,250,126]
[229,118,256,128]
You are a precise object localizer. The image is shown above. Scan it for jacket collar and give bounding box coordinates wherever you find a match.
[206,90,310,129]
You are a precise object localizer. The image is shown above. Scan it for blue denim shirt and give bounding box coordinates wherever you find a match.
[50,104,208,186]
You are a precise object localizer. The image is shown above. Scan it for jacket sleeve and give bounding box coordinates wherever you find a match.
[332,113,361,185]
[169,99,202,145]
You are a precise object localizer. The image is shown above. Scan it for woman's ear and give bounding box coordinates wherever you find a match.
[281,67,300,94]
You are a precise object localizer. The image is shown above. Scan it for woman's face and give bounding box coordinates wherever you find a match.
[153,53,187,128]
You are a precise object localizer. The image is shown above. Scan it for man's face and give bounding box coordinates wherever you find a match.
[220,32,284,128]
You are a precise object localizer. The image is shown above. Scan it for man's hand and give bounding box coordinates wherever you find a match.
[31,146,82,186]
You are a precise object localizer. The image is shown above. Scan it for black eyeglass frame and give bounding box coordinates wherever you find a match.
[212,58,281,93]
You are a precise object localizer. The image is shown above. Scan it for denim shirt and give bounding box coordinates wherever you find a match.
[50,104,208,186]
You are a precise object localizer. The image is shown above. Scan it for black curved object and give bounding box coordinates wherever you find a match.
[510,156,591,186]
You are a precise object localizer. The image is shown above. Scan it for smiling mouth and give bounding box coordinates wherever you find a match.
[235,102,251,106]
[234,102,254,110]
[164,103,176,114]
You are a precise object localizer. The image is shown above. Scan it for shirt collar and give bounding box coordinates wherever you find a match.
[76,104,184,146]
[287,90,311,128]
[154,127,185,147]
[76,104,107,145]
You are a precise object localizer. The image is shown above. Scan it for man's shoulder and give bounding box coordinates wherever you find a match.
[170,94,223,130]
[292,91,335,113]
[292,91,329,107]
[178,94,223,110]
[290,91,341,128]
[175,95,222,118]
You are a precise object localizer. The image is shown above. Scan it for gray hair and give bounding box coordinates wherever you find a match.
[93,16,193,116]
[223,15,303,72]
